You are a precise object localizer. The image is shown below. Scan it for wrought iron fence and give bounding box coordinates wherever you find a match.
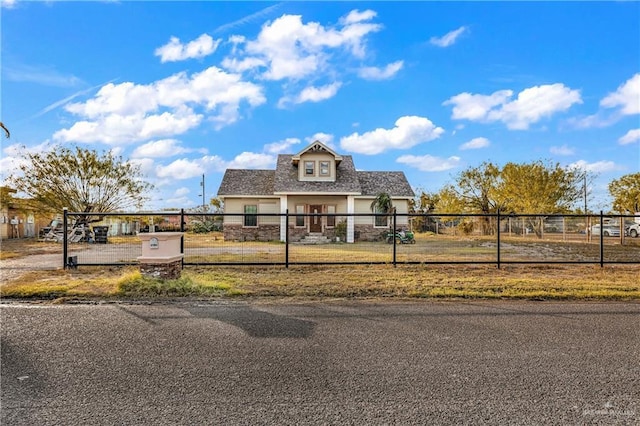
[61,209,640,269]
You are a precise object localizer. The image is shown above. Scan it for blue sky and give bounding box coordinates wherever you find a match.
[1,1,639,211]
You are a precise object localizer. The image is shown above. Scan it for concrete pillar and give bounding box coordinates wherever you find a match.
[279,195,288,242]
[347,196,355,243]
[137,232,184,279]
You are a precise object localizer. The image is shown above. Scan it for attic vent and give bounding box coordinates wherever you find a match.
[309,144,327,152]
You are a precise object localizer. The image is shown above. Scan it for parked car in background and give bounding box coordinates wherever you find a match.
[590,224,621,237]
[625,223,640,238]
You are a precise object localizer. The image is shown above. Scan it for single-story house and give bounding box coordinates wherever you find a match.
[217,141,415,242]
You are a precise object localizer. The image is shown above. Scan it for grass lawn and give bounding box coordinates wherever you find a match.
[1,235,639,301]
[1,264,639,301]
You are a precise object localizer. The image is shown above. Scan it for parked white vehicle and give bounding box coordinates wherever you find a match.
[626,223,640,238]
[590,224,621,237]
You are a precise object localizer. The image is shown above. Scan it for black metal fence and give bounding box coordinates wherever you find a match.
[61,209,640,269]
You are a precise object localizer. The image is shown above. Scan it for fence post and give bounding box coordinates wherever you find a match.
[62,207,68,269]
[285,209,289,269]
[392,208,397,267]
[180,208,185,270]
[496,210,501,269]
[599,210,604,268]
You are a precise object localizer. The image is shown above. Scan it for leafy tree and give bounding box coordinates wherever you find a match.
[209,197,224,213]
[452,162,503,214]
[435,185,466,214]
[9,146,153,217]
[496,161,587,237]
[609,173,640,213]
[410,190,440,232]
[449,162,504,234]
[0,186,17,208]
[497,161,587,214]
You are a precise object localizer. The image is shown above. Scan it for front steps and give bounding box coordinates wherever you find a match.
[297,233,332,244]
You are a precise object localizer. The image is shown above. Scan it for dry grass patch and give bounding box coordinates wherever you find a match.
[1,264,638,301]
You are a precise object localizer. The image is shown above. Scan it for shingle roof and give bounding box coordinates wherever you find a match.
[217,169,274,196]
[273,154,361,193]
[217,157,414,198]
[357,171,415,197]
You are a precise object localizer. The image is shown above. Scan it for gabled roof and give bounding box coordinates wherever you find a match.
[291,140,342,165]
[218,169,274,196]
[357,171,415,197]
[274,154,360,194]
[217,141,415,198]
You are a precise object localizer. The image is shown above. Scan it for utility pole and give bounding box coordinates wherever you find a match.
[200,174,206,212]
[200,174,206,223]
[583,174,587,214]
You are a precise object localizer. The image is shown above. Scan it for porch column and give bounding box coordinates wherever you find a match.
[347,195,355,243]
[279,195,288,242]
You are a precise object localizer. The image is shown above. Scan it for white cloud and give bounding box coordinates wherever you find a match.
[55,66,265,144]
[265,137,301,154]
[340,115,444,155]
[156,159,206,179]
[430,26,467,47]
[550,144,575,155]
[223,10,382,81]
[278,82,342,108]
[1,0,17,9]
[444,84,582,130]
[305,132,335,147]
[600,73,640,115]
[619,128,640,145]
[297,82,342,103]
[132,139,192,158]
[174,187,191,197]
[129,158,156,175]
[54,107,203,145]
[396,154,461,172]
[155,34,221,63]
[569,160,622,173]
[340,9,377,25]
[460,137,490,150]
[357,60,403,80]
[445,90,513,121]
[227,152,276,169]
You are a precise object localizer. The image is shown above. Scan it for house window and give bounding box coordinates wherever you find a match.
[374,206,388,228]
[295,205,305,227]
[305,161,315,176]
[326,205,336,227]
[244,205,257,227]
[320,161,330,176]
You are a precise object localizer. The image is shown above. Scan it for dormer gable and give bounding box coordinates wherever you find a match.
[292,141,342,182]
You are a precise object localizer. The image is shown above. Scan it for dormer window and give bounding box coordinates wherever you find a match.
[305,161,315,176]
[320,161,330,176]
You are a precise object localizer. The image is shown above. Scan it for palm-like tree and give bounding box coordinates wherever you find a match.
[371,192,394,229]
[0,122,9,139]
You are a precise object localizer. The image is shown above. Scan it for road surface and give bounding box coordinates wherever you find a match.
[1,301,638,425]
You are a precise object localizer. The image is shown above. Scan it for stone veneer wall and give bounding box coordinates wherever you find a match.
[354,225,388,242]
[223,224,388,242]
[224,224,280,242]
[139,260,182,280]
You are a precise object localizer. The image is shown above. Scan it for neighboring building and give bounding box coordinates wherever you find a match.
[0,187,50,239]
[217,141,415,242]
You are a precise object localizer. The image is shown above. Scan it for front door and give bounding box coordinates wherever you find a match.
[309,205,322,233]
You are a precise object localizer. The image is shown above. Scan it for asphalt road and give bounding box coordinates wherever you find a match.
[1,301,639,425]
